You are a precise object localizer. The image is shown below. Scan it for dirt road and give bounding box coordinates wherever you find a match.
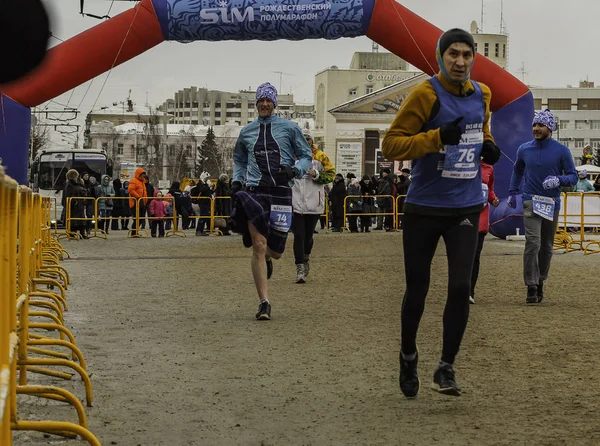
[14,230,600,445]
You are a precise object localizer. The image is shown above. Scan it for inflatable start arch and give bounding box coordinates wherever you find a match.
[0,0,531,237]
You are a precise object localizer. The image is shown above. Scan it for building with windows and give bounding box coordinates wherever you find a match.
[531,81,600,163]
[314,51,420,163]
[83,101,172,149]
[87,120,242,182]
[159,86,311,126]
[470,21,508,69]
[327,73,428,177]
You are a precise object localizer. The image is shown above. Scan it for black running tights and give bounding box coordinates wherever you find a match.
[401,212,479,364]
[292,213,320,264]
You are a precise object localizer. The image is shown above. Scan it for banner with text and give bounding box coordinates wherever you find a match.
[153,0,375,41]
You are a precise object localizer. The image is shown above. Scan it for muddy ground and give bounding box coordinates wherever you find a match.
[13,228,600,445]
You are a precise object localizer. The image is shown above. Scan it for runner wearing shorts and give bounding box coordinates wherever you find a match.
[230,82,313,320]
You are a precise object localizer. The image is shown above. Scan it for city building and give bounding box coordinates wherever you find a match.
[83,100,172,149]
[314,51,421,163]
[328,73,428,177]
[87,120,242,182]
[159,86,311,126]
[531,81,600,163]
[470,20,509,69]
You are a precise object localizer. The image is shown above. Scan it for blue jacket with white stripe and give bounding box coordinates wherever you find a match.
[232,114,313,187]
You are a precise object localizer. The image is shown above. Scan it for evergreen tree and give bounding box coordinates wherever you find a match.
[196,126,221,177]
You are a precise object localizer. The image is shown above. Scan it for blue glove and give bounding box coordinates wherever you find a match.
[542,176,560,190]
[507,193,517,209]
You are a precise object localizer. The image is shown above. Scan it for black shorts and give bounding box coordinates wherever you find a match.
[231,186,292,254]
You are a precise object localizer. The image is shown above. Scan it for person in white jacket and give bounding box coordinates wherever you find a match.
[291,132,335,283]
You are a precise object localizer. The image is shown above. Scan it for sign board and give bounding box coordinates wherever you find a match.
[40,153,69,162]
[336,142,362,177]
[375,149,393,173]
[74,153,107,160]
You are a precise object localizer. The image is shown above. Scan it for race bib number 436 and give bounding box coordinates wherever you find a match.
[270,204,293,233]
[532,195,555,221]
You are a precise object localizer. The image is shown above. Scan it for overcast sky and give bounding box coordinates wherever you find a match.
[40,0,600,147]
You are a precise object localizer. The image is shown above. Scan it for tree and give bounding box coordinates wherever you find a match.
[29,117,51,161]
[196,126,221,177]
[137,110,164,183]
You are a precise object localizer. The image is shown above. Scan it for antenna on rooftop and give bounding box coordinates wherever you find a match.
[480,0,484,33]
[499,0,506,35]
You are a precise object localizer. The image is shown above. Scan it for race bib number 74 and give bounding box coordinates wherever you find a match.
[270,204,293,233]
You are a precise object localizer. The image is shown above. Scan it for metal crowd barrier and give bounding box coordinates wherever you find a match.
[342,194,396,232]
[0,167,100,444]
[556,192,600,254]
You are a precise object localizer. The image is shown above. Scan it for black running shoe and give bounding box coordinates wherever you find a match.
[255,300,271,320]
[266,257,273,280]
[431,364,461,396]
[526,285,538,304]
[537,281,544,303]
[399,350,420,399]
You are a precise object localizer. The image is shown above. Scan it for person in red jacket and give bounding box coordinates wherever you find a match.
[470,160,500,304]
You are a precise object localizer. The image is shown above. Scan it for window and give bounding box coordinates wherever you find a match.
[215,102,221,108]
[534,99,542,110]
[559,120,569,130]
[575,120,587,130]
[192,111,198,116]
[215,120,221,125]
[590,139,600,148]
[578,99,600,110]
[495,43,499,57]
[101,142,108,150]
[547,98,571,110]
[117,143,124,155]
[203,102,210,107]
[575,139,585,148]
[502,44,506,58]
[591,121,600,130]
[192,101,198,108]
[226,102,241,108]
[184,111,190,117]
[226,112,241,117]
[214,112,221,117]
[185,102,190,107]
[474,42,478,52]
[366,85,374,94]
[191,120,198,125]
[203,111,210,117]
[349,87,358,97]
[484,43,489,57]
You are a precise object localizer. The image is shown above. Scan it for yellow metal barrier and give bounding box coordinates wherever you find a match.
[394,194,407,230]
[342,194,396,232]
[557,192,600,254]
[0,170,100,444]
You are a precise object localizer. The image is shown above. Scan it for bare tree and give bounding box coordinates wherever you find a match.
[30,118,51,161]
[216,126,237,176]
[136,110,165,183]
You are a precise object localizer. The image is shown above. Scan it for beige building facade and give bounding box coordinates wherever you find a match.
[470,21,509,69]
[314,51,421,164]
[328,73,428,177]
